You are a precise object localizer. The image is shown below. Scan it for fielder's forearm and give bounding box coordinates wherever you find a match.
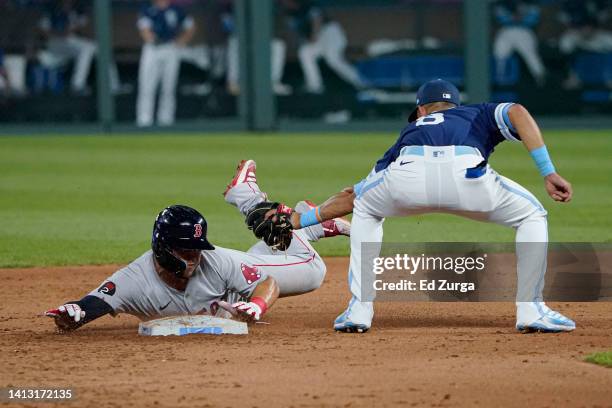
[319,187,355,220]
[292,187,355,229]
[509,103,559,177]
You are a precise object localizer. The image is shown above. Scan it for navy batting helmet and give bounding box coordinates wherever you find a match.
[151,205,215,276]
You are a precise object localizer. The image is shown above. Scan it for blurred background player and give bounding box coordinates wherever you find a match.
[38,0,120,95]
[136,0,195,127]
[282,0,366,94]
[0,48,10,95]
[493,0,546,86]
[224,1,292,96]
[558,0,612,89]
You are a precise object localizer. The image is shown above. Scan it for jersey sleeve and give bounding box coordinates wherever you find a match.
[87,265,145,315]
[484,102,521,142]
[226,262,261,298]
[373,130,406,173]
[216,253,262,298]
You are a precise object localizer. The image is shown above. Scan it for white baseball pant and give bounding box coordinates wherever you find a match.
[136,43,181,127]
[350,145,548,305]
[298,22,364,92]
[42,35,120,92]
[226,36,287,89]
[494,27,546,83]
[225,182,327,297]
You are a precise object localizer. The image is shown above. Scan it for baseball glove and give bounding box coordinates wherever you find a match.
[246,202,293,250]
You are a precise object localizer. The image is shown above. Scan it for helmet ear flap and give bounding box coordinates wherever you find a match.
[152,235,187,277]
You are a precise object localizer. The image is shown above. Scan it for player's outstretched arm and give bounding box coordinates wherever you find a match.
[232,277,279,321]
[45,295,113,333]
[508,104,573,203]
[291,186,355,229]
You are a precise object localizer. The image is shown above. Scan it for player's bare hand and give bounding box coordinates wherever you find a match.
[544,173,572,203]
[45,304,85,331]
[231,301,263,322]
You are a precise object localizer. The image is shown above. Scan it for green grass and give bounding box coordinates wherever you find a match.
[1,131,611,267]
[585,351,612,367]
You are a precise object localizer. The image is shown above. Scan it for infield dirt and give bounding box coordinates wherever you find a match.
[1,258,611,408]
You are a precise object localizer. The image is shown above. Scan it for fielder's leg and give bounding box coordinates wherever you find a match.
[334,170,400,333]
[485,173,575,332]
[333,205,381,333]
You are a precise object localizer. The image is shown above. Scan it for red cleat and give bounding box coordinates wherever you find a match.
[223,159,257,197]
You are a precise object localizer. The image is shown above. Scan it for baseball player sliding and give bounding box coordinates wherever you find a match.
[45,160,350,332]
[285,79,575,334]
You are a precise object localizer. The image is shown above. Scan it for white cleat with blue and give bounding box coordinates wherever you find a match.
[515,302,576,333]
[334,297,373,333]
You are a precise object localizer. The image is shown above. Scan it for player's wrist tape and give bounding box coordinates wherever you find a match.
[300,207,322,228]
[250,297,268,315]
[530,145,556,177]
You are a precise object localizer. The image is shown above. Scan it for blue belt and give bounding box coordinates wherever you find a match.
[400,146,481,156]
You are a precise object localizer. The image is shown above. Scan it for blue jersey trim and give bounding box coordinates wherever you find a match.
[353,179,366,196]
[400,145,424,156]
[499,180,544,212]
[357,177,384,199]
[495,103,520,142]
[501,104,516,133]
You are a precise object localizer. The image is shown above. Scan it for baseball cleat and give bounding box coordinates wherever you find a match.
[334,298,373,333]
[223,159,257,197]
[295,200,351,237]
[515,302,576,333]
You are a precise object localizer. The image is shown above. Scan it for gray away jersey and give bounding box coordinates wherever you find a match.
[88,248,263,320]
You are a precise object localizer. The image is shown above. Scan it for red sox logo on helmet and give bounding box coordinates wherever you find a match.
[241,263,261,284]
[194,224,203,238]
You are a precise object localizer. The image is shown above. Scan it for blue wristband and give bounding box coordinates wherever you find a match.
[530,145,556,177]
[300,208,319,228]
